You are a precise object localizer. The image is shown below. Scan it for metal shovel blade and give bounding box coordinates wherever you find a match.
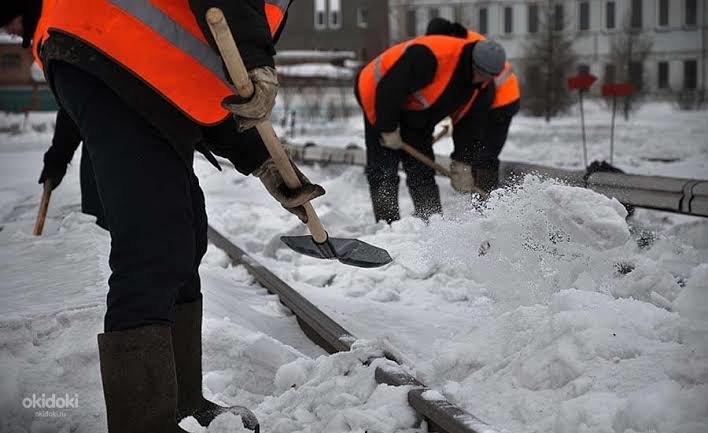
[281,235,393,268]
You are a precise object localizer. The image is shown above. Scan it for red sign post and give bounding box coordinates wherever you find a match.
[602,83,636,164]
[568,73,597,168]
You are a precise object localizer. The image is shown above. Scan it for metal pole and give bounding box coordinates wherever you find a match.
[579,89,588,168]
[610,94,617,165]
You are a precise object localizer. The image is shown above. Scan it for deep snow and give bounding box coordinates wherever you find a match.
[1,102,707,433]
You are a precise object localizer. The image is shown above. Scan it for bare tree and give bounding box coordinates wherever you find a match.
[521,0,577,122]
[608,12,653,119]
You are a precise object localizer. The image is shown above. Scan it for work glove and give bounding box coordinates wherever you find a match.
[253,157,325,223]
[222,66,279,132]
[380,127,405,150]
[38,146,72,190]
[449,160,476,193]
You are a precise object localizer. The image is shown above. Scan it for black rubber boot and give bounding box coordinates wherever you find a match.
[173,299,260,432]
[409,183,442,222]
[368,176,401,224]
[98,326,187,433]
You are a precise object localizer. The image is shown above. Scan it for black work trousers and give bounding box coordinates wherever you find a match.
[364,116,442,223]
[51,62,207,332]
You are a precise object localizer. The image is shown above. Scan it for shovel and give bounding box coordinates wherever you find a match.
[399,123,452,177]
[206,8,392,268]
[33,180,53,236]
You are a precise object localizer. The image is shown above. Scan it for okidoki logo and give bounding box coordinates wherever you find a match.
[22,393,79,409]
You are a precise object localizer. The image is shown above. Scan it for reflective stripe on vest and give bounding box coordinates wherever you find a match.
[34,0,285,125]
[111,0,226,81]
[358,35,469,124]
[450,79,491,124]
[491,62,521,109]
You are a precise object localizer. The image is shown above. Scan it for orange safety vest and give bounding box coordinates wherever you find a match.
[33,0,289,126]
[265,0,291,36]
[358,35,471,125]
[451,30,521,123]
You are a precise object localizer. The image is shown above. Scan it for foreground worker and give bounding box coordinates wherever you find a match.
[355,28,509,223]
[426,17,521,197]
[2,1,320,432]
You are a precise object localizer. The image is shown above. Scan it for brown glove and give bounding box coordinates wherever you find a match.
[380,127,405,150]
[450,161,492,198]
[253,157,325,223]
[450,160,476,193]
[222,66,279,132]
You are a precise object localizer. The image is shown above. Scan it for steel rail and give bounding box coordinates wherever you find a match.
[281,142,708,218]
[207,225,500,433]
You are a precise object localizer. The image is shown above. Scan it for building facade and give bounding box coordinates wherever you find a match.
[276,0,389,62]
[0,35,57,111]
[389,0,706,96]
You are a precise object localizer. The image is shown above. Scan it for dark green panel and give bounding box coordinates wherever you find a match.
[0,87,59,112]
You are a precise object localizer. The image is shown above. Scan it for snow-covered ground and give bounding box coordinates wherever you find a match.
[1,102,707,433]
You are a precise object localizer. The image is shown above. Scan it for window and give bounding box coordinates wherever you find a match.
[629,61,644,87]
[606,1,616,29]
[328,0,341,29]
[479,7,488,34]
[314,0,326,30]
[658,0,669,26]
[406,9,417,37]
[684,60,697,89]
[579,2,590,30]
[429,8,439,20]
[658,61,669,88]
[631,0,643,29]
[577,64,591,75]
[604,63,616,83]
[357,7,368,28]
[504,6,513,34]
[554,4,564,31]
[685,0,697,26]
[528,4,539,33]
[0,53,21,70]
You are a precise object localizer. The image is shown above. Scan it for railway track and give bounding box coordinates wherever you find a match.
[207,225,500,433]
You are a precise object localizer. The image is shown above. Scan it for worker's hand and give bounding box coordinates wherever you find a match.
[253,157,325,223]
[222,66,279,132]
[38,146,71,191]
[449,160,476,193]
[380,128,405,150]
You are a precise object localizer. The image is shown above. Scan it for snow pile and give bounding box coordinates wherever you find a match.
[422,175,631,307]
[256,341,418,433]
[250,174,707,433]
[397,178,708,433]
[426,288,708,433]
[178,338,419,433]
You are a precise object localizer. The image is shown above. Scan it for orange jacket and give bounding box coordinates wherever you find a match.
[357,35,471,125]
[33,0,289,126]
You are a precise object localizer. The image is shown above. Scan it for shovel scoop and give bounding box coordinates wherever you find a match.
[281,235,392,268]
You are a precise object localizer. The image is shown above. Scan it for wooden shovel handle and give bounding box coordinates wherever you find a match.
[398,122,451,178]
[33,180,53,236]
[400,144,451,178]
[206,8,327,243]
